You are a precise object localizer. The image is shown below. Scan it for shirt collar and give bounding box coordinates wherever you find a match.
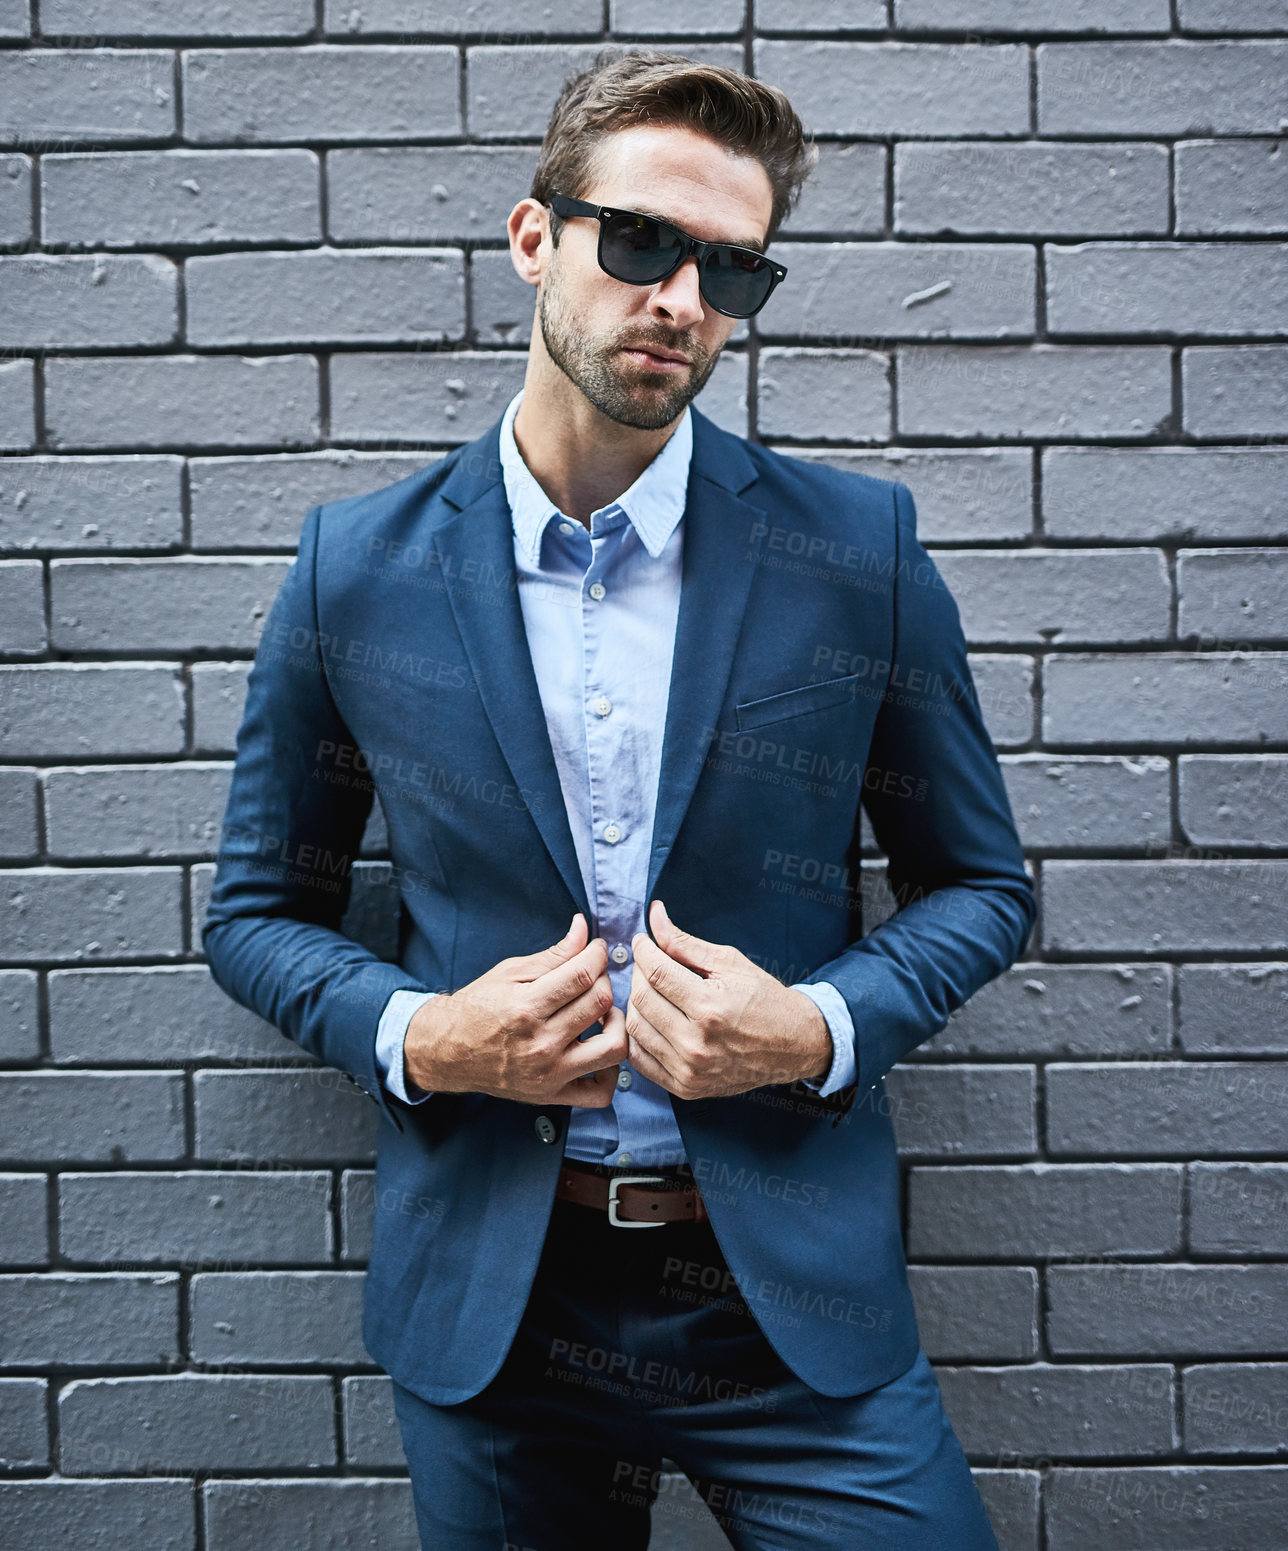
[498,387,692,566]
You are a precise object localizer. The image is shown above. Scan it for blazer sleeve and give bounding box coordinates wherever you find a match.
[201,503,435,1134]
[798,480,1036,1098]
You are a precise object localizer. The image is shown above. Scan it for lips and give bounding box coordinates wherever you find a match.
[623,345,689,365]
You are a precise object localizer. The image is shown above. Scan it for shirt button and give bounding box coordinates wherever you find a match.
[618,1152,633,1165]
[589,581,606,601]
[594,696,612,717]
[559,521,575,535]
[617,1069,633,1090]
[610,943,629,965]
[603,823,621,844]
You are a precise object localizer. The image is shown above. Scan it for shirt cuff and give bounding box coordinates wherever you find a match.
[374,988,441,1104]
[789,980,856,1098]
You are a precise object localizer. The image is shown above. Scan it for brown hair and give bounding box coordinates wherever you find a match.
[530,47,818,248]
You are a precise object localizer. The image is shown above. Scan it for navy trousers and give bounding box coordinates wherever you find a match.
[390,1179,998,1550]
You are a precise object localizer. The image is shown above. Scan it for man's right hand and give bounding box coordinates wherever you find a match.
[403,913,628,1107]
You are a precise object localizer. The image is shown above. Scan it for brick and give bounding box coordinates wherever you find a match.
[0,561,43,652]
[762,242,1036,341]
[59,1171,332,1266]
[1184,1364,1288,1455]
[51,557,289,652]
[1175,140,1288,235]
[912,962,1172,1062]
[43,150,321,247]
[999,755,1171,851]
[194,1070,378,1165]
[49,965,289,1063]
[203,1478,417,1551]
[908,1266,1038,1360]
[0,50,174,147]
[909,1164,1183,1260]
[340,1169,374,1262]
[59,1374,335,1472]
[330,350,527,445]
[328,0,602,30]
[0,1175,47,1267]
[468,246,536,347]
[0,1378,46,1468]
[0,869,183,965]
[1047,1265,1288,1356]
[757,348,891,440]
[1179,964,1288,1057]
[0,968,39,1060]
[189,452,436,549]
[0,1481,194,1551]
[0,1273,178,1366]
[466,43,741,139]
[0,0,27,38]
[896,142,1168,237]
[1179,0,1288,29]
[1049,1465,1288,1548]
[778,142,886,237]
[933,549,1169,645]
[182,47,459,143]
[43,0,314,34]
[1183,345,1288,437]
[756,41,1030,136]
[1047,243,1288,338]
[1043,654,1288,746]
[190,1271,366,1364]
[0,456,184,552]
[0,1072,185,1163]
[895,0,1169,27]
[1042,447,1288,541]
[612,0,745,30]
[1189,1164,1288,1256]
[755,0,886,26]
[937,1364,1176,1460]
[327,146,533,243]
[0,254,176,349]
[0,664,184,757]
[0,155,32,245]
[44,354,320,451]
[0,359,35,450]
[1180,756,1288,848]
[1044,861,1288,954]
[1046,1062,1288,1158]
[969,654,1035,747]
[342,1374,401,1466]
[1038,41,1288,135]
[187,248,464,347]
[972,1471,1039,1551]
[898,345,1172,439]
[44,763,231,858]
[191,662,251,752]
[884,1065,1037,1159]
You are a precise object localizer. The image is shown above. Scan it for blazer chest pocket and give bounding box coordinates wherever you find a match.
[734,671,863,733]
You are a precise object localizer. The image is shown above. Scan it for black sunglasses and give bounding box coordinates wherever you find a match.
[546,192,787,319]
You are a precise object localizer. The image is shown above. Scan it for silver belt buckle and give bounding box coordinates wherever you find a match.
[607,1172,670,1228]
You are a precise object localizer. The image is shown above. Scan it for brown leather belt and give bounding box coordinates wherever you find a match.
[556,1160,709,1228]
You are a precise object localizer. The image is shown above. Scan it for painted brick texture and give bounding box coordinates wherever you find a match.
[1,6,1284,1550]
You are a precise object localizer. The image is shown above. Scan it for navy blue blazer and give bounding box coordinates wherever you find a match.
[203,402,1035,1405]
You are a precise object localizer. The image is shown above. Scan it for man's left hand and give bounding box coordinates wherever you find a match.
[626,899,832,1100]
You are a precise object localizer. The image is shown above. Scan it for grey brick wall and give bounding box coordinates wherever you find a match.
[1,4,1284,1548]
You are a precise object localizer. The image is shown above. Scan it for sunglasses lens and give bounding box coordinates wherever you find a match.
[601,211,684,284]
[700,247,775,317]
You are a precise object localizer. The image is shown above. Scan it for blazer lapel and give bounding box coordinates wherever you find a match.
[424,404,768,931]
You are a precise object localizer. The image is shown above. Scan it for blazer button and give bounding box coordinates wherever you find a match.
[534,1114,559,1144]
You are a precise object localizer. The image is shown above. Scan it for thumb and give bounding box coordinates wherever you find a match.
[649,898,716,977]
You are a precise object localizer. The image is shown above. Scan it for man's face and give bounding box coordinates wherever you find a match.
[533,125,776,431]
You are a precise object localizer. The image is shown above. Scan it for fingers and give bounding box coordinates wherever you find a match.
[549,1005,628,1107]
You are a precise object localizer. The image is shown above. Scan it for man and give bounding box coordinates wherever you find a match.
[204,47,1034,1550]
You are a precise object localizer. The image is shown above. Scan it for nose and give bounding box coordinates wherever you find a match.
[647,253,706,328]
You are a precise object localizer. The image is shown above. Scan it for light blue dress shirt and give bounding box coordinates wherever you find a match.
[373,387,857,1164]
